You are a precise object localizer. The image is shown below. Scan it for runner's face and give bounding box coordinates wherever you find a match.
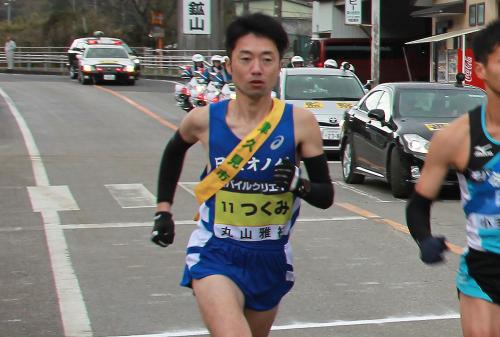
[476,45,500,97]
[227,33,281,99]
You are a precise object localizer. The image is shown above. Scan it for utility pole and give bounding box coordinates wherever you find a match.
[242,0,250,15]
[4,0,15,24]
[371,0,380,86]
[274,0,282,21]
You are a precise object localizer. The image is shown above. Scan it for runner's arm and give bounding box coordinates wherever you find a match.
[156,107,208,212]
[293,107,334,208]
[406,120,466,263]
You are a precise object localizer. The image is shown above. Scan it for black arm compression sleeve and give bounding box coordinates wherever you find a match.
[157,131,195,204]
[298,154,334,209]
[406,191,433,245]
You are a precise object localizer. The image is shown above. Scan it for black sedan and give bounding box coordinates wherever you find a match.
[340,81,486,198]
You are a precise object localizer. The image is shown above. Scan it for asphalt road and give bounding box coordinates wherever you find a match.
[0,73,467,337]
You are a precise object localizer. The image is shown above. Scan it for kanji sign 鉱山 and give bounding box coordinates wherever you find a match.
[183,0,211,35]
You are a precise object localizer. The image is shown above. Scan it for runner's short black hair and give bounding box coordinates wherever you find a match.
[225,13,289,59]
[473,19,500,64]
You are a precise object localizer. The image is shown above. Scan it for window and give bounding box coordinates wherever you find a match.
[477,3,485,25]
[360,91,383,112]
[469,4,477,26]
[376,92,391,121]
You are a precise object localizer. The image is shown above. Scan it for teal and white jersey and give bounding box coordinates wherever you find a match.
[457,105,500,254]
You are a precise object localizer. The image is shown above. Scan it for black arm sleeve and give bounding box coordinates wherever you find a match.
[297,154,334,209]
[406,191,433,245]
[156,131,195,204]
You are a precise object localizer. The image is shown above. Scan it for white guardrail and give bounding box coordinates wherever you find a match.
[0,47,226,77]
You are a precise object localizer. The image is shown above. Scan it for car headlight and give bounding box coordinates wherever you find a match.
[82,64,93,72]
[403,134,429,154]
[125,65,135,72]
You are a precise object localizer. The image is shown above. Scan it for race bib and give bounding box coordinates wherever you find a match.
[214,190,293,226]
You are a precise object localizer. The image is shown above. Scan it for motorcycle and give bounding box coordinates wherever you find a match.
[205,72,236,103]
[174,68,209,112]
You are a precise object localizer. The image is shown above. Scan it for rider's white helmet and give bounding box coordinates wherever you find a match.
[192,53,205,63]
[324,59,338,68]
[341,61,355,72]
[291,55,304,67]
[210,55,222,63]
[222,56,229,64]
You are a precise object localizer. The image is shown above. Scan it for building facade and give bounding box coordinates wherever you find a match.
[408,0,500,87]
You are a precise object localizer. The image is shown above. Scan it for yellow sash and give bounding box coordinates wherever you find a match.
[194,98,286,205]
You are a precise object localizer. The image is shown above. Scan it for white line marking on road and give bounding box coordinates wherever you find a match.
[334,181,403,203]
[106,313,460,337]
[27,185,80,211]
[105,183,156,208]
[0,88,93,337]
[0,89,50,186]
[177,182,196,197]
[61,216,367,230]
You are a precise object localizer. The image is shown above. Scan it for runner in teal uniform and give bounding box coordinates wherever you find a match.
[406,19,500,337]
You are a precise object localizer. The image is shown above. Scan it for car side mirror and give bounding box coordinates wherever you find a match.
[368,109,385,122]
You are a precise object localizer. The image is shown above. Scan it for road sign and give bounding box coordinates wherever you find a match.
[345,0,362,25]
[183,0,211,35]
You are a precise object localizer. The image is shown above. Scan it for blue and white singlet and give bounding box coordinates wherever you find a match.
[195,99,301,248]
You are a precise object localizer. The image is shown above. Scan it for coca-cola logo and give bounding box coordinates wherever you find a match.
[464,56,473,82]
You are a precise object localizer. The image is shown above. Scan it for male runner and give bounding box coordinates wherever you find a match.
[406,19,500,337]
[151,13,334,337]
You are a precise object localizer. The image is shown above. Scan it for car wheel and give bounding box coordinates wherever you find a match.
[342,139,365,184]
[79,73,90,85]
[389,149,413,198]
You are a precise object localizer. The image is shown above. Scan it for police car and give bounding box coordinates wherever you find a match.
[77,44,137,85]
[67,35,140,79]
[275,67,366,155]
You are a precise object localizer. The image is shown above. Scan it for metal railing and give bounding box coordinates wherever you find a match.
[0,47,226,77]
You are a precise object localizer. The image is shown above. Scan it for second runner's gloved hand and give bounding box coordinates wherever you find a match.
[273,158,302,192]
[419,236,448,264]
[151,211,175,247]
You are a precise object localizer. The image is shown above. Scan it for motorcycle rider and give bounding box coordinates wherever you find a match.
[324,59,338,69]
[181,53,206,78]
[219,56,232,83]
[340,61,355,73]
[204,55,224,83]
[290,55,305,68]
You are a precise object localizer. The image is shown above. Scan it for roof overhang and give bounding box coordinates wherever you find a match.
[405,26,482,44]
[411,0,464,18]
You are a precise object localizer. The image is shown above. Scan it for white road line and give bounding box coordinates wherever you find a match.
[61,216,367,230]
[105,183,156,208]
[0,89,50,186]
[107,313,460,337]
[334,181,404,203]
[1,89,92,337]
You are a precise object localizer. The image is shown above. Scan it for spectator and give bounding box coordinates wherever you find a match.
[4,35,16,70]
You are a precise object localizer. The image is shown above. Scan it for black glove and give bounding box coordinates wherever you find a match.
[151,211,175,247]
[273,159,302,192]
[419,236,448,264]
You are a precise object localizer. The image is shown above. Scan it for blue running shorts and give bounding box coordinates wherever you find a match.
[181,234,295,311]
[456,248,500,304]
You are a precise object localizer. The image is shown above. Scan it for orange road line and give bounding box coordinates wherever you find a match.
[95,85,178,131]
[336,202,464,255]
